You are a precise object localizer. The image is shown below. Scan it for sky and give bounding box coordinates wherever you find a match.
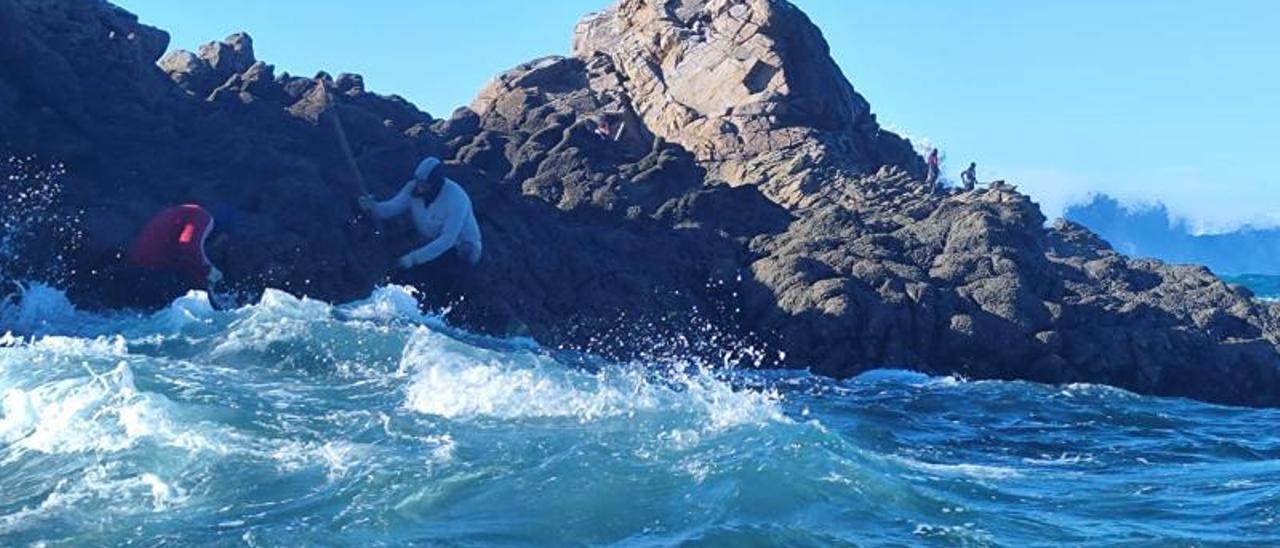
[115,0,1278,232]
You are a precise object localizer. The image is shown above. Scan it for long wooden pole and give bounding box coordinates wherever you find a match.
[328,108,369,196]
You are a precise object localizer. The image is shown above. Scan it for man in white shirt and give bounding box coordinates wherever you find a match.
[358,156,483,269]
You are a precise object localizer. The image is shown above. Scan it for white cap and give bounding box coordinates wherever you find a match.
[413,156,442,182]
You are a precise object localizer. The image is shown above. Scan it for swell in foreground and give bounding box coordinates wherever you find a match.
[1,285,1278,546]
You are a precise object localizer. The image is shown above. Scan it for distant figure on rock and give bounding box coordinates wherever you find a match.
[926,148,941,191]
[126,204,228,305]
[358,156,483,269]
[961,162,978,191]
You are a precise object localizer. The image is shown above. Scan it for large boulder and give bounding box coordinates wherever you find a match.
[199,32,255,79]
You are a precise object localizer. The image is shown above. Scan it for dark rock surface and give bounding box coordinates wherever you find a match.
[1,0,1278,406]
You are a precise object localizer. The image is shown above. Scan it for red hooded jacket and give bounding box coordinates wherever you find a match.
[127,204,215,287]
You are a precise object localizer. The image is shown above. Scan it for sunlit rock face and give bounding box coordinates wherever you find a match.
[570,0,923,206]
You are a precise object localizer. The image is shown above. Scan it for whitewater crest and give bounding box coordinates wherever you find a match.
[1,281,791,449]
[399,325,785,428]
[0,360,186,455]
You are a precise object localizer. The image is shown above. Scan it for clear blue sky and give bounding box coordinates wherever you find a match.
[116,0,1278,232]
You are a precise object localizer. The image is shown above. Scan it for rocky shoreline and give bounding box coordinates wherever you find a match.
[2,0,1279,406]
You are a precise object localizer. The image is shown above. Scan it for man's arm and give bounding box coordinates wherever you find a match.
[369,181,415,220]
[401,188,470,267]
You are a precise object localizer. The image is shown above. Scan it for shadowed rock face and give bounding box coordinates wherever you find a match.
[2,0,1279,406]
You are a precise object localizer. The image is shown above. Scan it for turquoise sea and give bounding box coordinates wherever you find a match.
[1,278,1279,546]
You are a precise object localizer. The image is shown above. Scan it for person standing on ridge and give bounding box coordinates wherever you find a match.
[961,162,978,191]
[926,148,941,192]
[358,156,483,270]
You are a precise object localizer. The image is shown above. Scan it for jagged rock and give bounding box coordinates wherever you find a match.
[571,0,924,206]
[335,73,364,95]
[207,61,280,105]
[286,79,336,123]
[277,73,315,100]
[163,32,262,99]
[438,107,481,142]
[3,0,1280,407]
[159,49,216,93]
[239,62,280,99]
[198,32,255,82]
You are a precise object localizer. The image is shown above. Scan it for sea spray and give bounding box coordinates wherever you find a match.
[0,282,79,336]
[0,156,85,335]
[398,325,784,426]
[0,156,83,286]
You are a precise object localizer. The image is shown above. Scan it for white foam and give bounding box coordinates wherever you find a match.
[1022,453,1095,466]
[149,290,217,331]
[0,360,218,457]
[400,327,784,430]
[339,284,426,322]
[401,328,643,421]
[0,465,189,533]
[852,369,966,388]
[0,282,78,335]
[269,440,367,480]
[425,433,456,463]
[891,455,1023,480]
[138,472,185,510]
[24,334,128,357]
[1057,382,1138,400]
[912,522,994,543]
[212,289,332,355]
[1,361,137,453]
[0,388,37,443]
[1224,479,1257,489]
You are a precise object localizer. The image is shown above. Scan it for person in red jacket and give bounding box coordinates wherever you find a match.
[127,204,224,290]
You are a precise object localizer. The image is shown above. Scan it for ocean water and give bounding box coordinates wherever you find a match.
[1226,274,1280,302]
[2,283,1279,546]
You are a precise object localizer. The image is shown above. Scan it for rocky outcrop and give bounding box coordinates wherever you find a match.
[2,0,1279,406]
[744,175,1280,405]
[569,0,922,206]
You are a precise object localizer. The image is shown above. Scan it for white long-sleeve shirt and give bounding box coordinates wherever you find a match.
[371,179,482,266]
